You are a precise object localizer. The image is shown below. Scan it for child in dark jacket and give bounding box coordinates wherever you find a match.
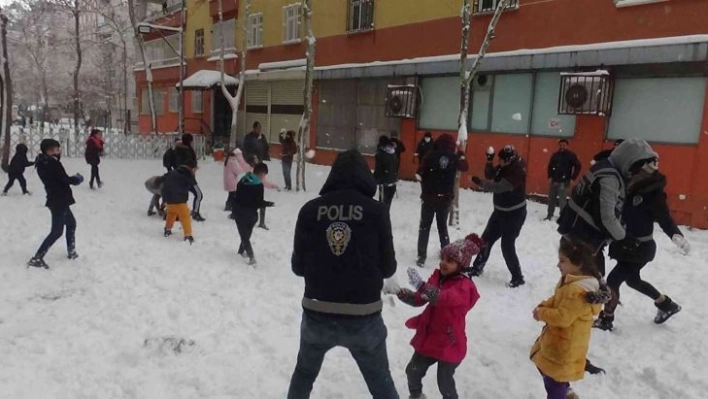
[395,234,483,399]
[3,144,35,195]
[145,175,166,217]
[162,162,197,244]
[232,163,274,265]
[28,139,84,269]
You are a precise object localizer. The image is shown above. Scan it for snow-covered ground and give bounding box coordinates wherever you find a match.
[1,158,707,399]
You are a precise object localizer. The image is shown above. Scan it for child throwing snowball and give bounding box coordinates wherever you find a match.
[396,234,483,399]
[531,235,608,399]
[232,162,274,265]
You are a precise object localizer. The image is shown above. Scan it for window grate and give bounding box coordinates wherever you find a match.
[474,0,518,14]
[348,0,374,33]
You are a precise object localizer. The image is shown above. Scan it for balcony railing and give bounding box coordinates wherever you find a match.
[474,0,519,14]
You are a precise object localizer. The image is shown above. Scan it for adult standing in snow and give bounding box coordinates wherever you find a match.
[163,138,180,172]
[85,129,104,190]
[175,133,205,222]
[416,133,469,267]
[558,138,659,276]
[3,144,34,196]
[594,160,689,331]
[243,121,267,166]
[223,148,251,212]
[280,129,297,191]
[288,150,399,399]
[591,139,624,165]
[390,133,406,172]
[414,131,434,163]
[28,139,84,269]
[545,139,581,221]
[374,135,398,209]
[469,145,528,288]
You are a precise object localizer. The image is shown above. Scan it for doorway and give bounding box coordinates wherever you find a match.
[212,86,236,147]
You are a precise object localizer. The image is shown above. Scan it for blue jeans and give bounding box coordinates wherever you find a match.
[283,160,293,189]
[287,311,399,399]
[35,206,76,259]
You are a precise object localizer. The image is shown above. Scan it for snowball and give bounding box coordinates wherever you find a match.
[512,113,522,121]
[305,149,316,159]
[542,148,548,153]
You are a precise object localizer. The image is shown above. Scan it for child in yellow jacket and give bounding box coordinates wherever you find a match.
[531,235,607,399]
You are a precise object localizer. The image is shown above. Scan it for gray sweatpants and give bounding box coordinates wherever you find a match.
[547,181,569,218]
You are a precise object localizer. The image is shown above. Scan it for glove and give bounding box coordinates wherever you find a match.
[672,234,690,255]
[486,146,495,162]
[471,176,483,186]
[415,174,422,182]
[382,278,402,295]
[74,173,84,185]
[407,267,425,291]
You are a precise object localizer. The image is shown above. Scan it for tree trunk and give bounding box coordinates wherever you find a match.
[72,3,82,153]
[220,0,248,150]
[296,0,315,192]
[1,11,12,170]
[127,0,157,133]
[450,0,509,227]
[41,71,48,136]
[121,37,129,134]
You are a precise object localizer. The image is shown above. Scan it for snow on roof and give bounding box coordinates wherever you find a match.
[259,58,307,71]
[180,70,239,90]
[560,69,610,76]
[315,35,708,71]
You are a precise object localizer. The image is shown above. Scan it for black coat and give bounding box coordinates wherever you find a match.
[483,158,527,211]
[85,136,104,165]
[292,150,396,314]
[35,153,80,209]
[163,148,177,170]
[232,172,266,211]
[609,173,681,263]
[8,144,34,174]
[417,137,469,207]
[161,166,196,204]
[548,150,581,183]
[174,144,197,167]
[415,138,433,161]
[374,145,398,185]
[243,132,267,165]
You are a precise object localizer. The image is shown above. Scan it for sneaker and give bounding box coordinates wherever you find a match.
[416,257,425,267]
[147,210,156,217]
[284,187,292,191]
[184,236,194,245]
[238,250,248,258]
[593,312,614,331]
[468,266,483,277]
[258,224,269,230]
[23,191,32,196]
[1,192,7,196]
[98,182,104,189]
[507,277,525,288]
[248,257,257,266]
[27,257,49,269]
[654,296,681,324]
[192,212,206,222]
[67,251,79,260]
[164,228,172,237]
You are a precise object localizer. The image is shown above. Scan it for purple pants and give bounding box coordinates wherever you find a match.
[541,371,569,399]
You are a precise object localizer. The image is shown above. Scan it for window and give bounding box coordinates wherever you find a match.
[282,4,301,43]
[608,77,706,144]
[192,91,203,113]
[490,74,532,134]
[474,0,518,14]
[211,19,236,56]
[248,13,264,49]
[154,88,164,116]
[194,29,205,57]
[419,77,460,131]
[531,72,576,137]
[169,88,179,113]
[471,75,494,130]
[348,0,374,32]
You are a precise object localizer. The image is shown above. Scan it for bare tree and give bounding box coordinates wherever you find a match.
[217,0,248,149]
[127,0,156,133]
[1,8,12,170]
[449,0,509,227]
[295,0,314,192]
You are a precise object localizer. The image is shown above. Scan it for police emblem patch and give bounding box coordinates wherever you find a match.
[439,156,450,170]
[326,222,352,256]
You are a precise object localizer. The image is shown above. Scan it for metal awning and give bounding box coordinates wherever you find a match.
[314,35,708,79]
[179,70,239,90]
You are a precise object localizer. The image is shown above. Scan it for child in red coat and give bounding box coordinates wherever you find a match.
[396,234,483,399]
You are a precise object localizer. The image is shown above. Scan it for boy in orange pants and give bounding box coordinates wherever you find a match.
[161,160,197,244]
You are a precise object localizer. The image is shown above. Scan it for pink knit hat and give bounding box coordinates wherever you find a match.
[441,234,485,269]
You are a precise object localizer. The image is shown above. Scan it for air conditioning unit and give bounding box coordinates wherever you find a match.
[472,74,491,91]
[385,84,417,118]
[558,70,614,116]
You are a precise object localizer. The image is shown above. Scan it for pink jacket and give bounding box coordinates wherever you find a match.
[405,270,480,364]
[223,152,251,192]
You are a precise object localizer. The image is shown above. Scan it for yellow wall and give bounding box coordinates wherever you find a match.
[374,0,459,30]
[185,0,211,58]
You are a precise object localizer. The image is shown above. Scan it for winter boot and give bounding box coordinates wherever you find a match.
[98,182,104,189]
[23,191,31,196]
[507,276,525,288]
[593,311,614,331]
[147,210,156,217]
[1,192,7,196]
[654,296,681,324]
[248,256,257,266]
[27,257,49,269]
[192,212,206,222]
[416,257,425,267]
[184,236,194,245]
[584,359,605,375]
[164,228,172,238]
[567,387,580,399]
[67,250,79,260]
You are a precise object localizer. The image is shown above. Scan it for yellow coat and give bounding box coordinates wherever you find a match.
[530,275,602,382]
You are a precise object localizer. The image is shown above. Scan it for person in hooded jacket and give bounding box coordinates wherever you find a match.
[416,134,469,267]
[243,121,266,166]
[415,132,434,163]
[162,161,197,244]
[287,150,398,399]
[593,161,690,331]
[175,133,205,222]
[3,144,35,196]
[558,138,659,276]
[163,139,180,172]
[232,163,274,265]
[28,139,84,269]
[469,145,528,288]
[374,135,399,209]
[85,129,104,189]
